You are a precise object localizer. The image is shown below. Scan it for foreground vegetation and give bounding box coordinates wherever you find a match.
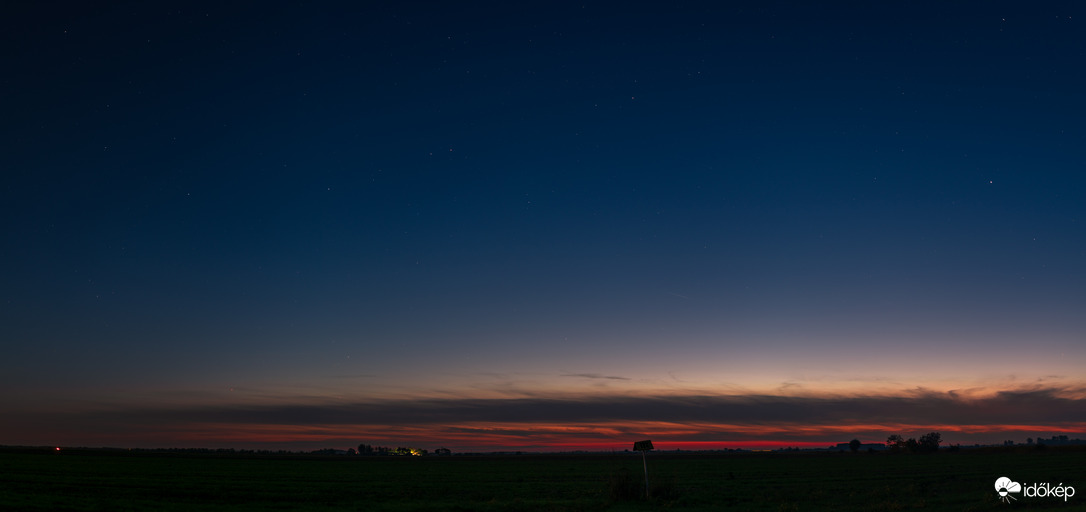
[1,445,1082,511]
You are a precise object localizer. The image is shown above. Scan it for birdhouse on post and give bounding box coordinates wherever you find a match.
[633,440,654,497]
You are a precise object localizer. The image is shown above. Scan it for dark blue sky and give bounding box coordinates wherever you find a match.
[3,1,1084,450]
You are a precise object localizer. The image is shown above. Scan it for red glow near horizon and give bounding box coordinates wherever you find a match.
[50,420,1083,452]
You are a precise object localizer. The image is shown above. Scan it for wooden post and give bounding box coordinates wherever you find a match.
[641,449,649,498]
[632,440,654,498]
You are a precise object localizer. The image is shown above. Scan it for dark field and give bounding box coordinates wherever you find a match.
[1,446,1083,511]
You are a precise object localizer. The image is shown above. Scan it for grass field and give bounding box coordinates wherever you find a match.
[1,446,1082,511]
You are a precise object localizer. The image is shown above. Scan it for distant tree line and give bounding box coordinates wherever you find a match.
[356,444,428,456]
[885,432,941,453]
[1028,435,1081,445]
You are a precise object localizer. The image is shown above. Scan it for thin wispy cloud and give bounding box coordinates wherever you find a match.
[562,373,631,381]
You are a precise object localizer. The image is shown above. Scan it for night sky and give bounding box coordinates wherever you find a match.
[3,1,1085,452]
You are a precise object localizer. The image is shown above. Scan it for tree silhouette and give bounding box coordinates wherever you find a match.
[848,439,861,452]
[886,432,941,453]
[918,431,941,453]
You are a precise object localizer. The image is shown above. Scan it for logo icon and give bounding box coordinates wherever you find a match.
[995,477,1021,503]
